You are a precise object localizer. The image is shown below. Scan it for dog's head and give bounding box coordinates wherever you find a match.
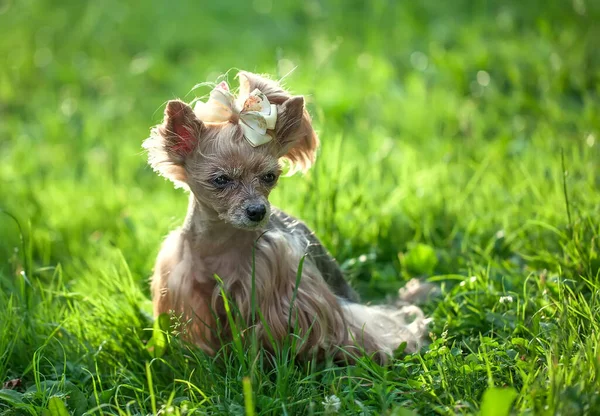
[144,71,318,230]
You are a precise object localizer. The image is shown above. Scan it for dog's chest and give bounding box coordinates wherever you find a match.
[192,247,252,283]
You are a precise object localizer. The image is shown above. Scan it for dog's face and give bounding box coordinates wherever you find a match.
[144,71,319,230]
[188,124,281,230]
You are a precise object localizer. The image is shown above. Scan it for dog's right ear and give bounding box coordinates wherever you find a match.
[143,100,204,186]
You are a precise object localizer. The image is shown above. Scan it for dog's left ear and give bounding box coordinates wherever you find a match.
[275,95,319,173]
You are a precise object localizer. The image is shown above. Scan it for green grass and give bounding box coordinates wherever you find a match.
[1,0,599,414]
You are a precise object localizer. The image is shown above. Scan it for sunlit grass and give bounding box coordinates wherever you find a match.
[1,0,599,414]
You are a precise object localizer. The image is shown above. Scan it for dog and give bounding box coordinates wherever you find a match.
[143,71,429,363]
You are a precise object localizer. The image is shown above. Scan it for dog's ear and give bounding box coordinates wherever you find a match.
[143,100,204,186]
[275,95,319,174]
[160,100,203,160]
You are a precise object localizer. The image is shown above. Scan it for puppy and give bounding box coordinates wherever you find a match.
[143,71,428,362]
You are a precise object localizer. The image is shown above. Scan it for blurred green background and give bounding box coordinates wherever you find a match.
[1,0,599,413]
[2,0,598,292]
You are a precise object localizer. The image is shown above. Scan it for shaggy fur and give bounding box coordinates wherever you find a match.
[143,71,429,362]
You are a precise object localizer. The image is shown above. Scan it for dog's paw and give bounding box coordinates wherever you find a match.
[397,278,441,306]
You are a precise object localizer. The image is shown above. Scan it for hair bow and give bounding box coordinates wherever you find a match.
[193,81,277,147]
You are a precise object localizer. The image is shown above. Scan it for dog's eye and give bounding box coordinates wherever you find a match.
[213,175,232,187]
[261,172,277,184]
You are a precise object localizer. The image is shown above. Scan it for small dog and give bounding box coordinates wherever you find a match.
[143,71,428,362]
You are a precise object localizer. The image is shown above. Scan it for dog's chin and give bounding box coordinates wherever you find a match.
[222,213,270,231]
[229,220,269,231]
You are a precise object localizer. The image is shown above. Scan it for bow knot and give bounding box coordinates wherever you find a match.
[193,81,277,147]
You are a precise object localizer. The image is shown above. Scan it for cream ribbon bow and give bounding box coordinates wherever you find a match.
[193,81,277,147]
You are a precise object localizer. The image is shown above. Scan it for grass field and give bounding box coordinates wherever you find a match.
[1,0,600,414]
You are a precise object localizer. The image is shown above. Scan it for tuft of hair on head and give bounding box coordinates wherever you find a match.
[143,99,204,187]
[237,71,319,174]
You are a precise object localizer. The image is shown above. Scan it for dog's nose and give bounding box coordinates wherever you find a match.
[245,204,266,222]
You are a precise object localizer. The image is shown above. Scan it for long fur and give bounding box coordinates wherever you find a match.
[145,71,430,363]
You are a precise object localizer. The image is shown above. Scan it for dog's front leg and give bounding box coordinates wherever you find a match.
[151,230,216,352]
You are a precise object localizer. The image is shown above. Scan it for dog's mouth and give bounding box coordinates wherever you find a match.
[231,217,270,231]
[228,223,268,232]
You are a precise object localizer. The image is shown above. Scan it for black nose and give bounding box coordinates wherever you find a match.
[245,204,266,222]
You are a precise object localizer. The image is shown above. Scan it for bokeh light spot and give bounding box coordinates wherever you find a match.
[410,51,428,71]
[586,134,595,147]
[357,53,373,69]
[130,54,152,75]
[476,70,490,87]
[277,59,295,77]
[34,48,53,68]
[60,98,77,117]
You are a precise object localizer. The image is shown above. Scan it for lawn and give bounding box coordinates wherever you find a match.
[1,0,599,414]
